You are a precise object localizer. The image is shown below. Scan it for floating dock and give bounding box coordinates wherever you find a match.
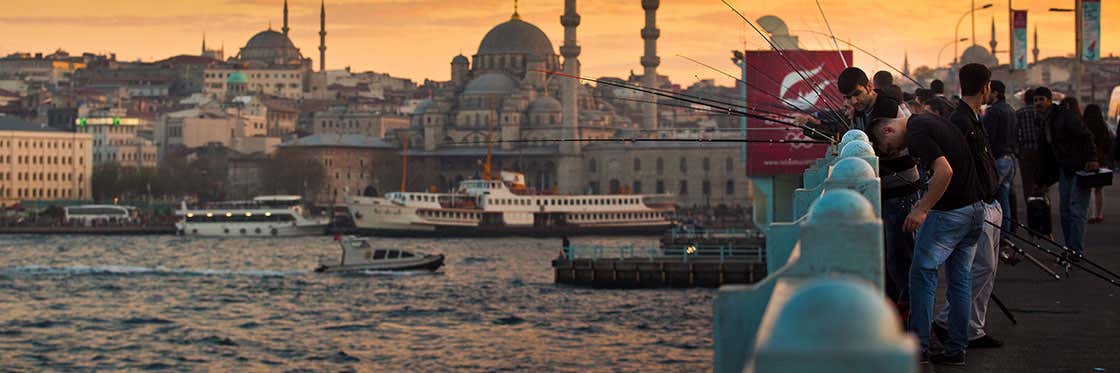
[551,244,767,288]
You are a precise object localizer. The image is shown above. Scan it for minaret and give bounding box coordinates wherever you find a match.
[640,0,660,132]
[560,0,581,154]
[902,52,910,77]
[282,0,290,36]
[989,17,998,65]
[557,0,584,194]
[201,33,206,55]
[1031,26,1040,65]
[319,0,327,72]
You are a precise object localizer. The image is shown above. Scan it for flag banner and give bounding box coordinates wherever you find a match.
[744,50,852,175]
[1012,10,1029,70]
[1082,0,1101,61]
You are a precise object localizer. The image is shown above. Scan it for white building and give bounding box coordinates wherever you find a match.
[0,116,92,206]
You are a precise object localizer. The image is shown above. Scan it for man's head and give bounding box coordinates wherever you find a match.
[1022,87,1035,108]
[838,67,876,111]
[912,88,933,114]
[988,80,1006,104]
[958,63,992,100]
[867,115,910,156]
[930,80,945,94]
[873,70,893,90]
[1034,86,1053,111]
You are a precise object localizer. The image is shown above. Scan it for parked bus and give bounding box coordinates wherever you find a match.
[63,205,137,226]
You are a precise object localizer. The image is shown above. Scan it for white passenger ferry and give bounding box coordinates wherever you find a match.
[175,195,329,237]
[346,172,676,237]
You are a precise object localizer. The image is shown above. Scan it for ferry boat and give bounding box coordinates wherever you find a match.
[346,171,676,237]
[315,236,445,273]
[175,195,329,237]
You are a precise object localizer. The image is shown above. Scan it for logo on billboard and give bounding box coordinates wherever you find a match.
[779,64,832,111]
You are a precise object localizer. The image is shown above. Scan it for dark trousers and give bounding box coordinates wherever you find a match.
[1019,150,1041,197]
[883,191,919,304]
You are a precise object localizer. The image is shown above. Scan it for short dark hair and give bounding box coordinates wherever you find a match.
[838,67,869,95]
[1022,87,1035,104]
[915,88,933,103]
[1035,86,1052,99]
[958,63,992,96]
[866,116,897,154]
[990,80,1006,100]
[930,80,945,94]
[873,70,893,88]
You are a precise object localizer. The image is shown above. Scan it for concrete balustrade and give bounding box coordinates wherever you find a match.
[713,130,916,373]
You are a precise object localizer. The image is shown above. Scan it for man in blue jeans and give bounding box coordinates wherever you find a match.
[869,113,984,366]
[983,80,1018,242]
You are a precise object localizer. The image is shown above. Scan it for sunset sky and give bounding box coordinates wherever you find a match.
[1,0,1115,85]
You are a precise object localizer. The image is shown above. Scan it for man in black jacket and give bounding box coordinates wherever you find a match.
[933,63,1003,352]
[1034,87,1099,253]
[927,80,955,118]
[983,80,1018,243]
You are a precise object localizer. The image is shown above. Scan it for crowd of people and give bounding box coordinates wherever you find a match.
[797,64,1117,366]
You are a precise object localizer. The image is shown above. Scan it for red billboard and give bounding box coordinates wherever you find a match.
[744,50,852,175]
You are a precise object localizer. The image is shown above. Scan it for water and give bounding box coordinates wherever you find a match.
[0,235,713,371]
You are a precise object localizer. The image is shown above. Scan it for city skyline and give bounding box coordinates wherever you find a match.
[1,0,1116,85]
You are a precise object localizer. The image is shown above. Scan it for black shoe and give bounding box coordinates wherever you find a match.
[918,351,930,365]
[968,335,1004,349]
[931,322,950,347]
[930,351,966,366]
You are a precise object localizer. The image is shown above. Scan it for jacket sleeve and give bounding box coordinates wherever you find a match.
[1063,110,1098,163]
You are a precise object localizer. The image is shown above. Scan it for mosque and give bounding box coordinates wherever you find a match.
[403,0,750,210]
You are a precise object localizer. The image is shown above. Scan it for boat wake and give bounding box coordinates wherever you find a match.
[0,265,305,278]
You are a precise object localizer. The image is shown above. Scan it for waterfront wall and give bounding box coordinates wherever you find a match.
[712,130,917,373]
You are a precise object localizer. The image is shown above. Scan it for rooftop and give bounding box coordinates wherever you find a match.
[0,116,59,132]
[279,133,396,149]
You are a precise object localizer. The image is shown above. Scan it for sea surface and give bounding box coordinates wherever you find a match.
[0,235,713,371]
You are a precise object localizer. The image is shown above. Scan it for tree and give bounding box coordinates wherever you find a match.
[262,149,326,200]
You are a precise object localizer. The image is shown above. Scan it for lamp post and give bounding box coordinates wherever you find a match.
[1050,4,1082,101]
[939,38,971,68]
[954,3,994,67]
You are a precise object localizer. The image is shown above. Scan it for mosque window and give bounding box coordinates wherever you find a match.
[656,180,665,194]
[679,157,687,173]
[702,157,711,172]
[679,180,688,195]
[702,180,711,195]
[633,158,641,171]
[656,157,664,175]
[726,180,735,195]
[726,157,734,171]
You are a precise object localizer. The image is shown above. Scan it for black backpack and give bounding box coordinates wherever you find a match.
[952,108,999,202]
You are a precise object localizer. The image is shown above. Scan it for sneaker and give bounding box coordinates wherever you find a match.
[931,322,950,347]
[930,351,966,366]
[968,335,1004,349]
[918,351,930,365]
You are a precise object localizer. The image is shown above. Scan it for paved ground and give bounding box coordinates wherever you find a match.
[923,184,1120,372]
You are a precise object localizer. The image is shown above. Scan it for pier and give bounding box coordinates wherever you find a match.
[0,226,178,235]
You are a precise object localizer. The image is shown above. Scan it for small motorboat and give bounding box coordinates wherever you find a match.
[315,236,444,273]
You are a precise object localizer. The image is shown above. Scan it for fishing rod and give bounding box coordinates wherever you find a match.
[1000,238,1063,280]
[677,54,847,125]
[540,70,837,142]
[984,218,1119,287]
[685,74,813,120]
[606,93,798,121]
[451,138,833,146]
[814,0,848,68]
[791,29,925,88]
[1001,218,1120,280]
[721,0,852,131]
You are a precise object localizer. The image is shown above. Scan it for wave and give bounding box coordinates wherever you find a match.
[0,265,305,278]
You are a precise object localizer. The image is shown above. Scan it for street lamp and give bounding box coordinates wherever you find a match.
[954,3,994,67]
[1049,4,1081,101]
[939,38,971,68]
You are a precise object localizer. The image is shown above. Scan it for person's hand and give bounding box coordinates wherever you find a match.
[793,114,820,127]
[1085,161,1101,172]
[904,207,928,232]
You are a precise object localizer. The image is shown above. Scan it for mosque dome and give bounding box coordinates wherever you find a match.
[238,30,302,65]
[227,71,248,84]
[477,17,555,57]
[529,95,562,112]
[452,54,470,65]
[463,72,518,95]
[960,45,997,67]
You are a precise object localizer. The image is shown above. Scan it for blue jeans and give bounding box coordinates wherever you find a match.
[1058,168,1091,253]
[909,202,984,355]
[995,156,1016,240]
[882,192,919,305]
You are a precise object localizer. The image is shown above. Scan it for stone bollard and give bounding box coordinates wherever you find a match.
[713,189,884,373]
[803,130,873,190]
[791,157,881,220]
[746,279,917,373]
[838,140,880,177]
